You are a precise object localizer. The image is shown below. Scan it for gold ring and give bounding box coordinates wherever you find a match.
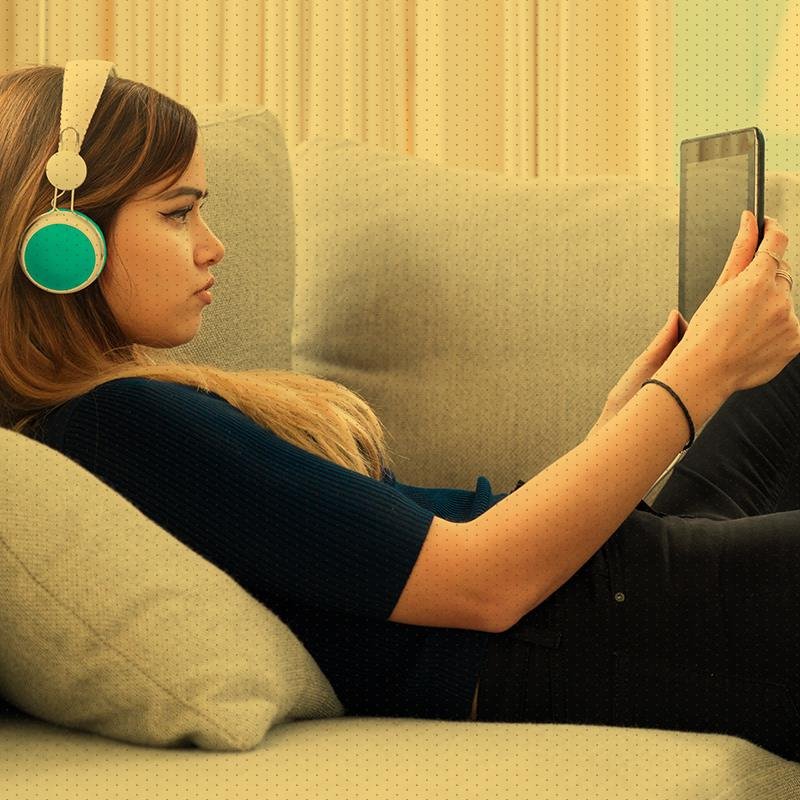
[762,248,793,290]
[776,270,794,291]
[763,248,786,267]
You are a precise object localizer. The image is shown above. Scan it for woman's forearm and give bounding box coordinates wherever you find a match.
[465,344,732,633]
[585,410,611,442]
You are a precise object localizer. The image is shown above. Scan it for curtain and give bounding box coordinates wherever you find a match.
[1,0,676,184]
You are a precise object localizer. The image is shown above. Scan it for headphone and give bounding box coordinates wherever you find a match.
[17,59,118,294]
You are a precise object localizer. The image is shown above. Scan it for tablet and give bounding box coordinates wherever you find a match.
[679,127,765,323]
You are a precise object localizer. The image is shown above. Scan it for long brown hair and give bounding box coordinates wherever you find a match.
[0,65,396,481]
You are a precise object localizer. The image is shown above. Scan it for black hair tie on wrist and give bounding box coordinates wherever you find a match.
[641,379,696,451]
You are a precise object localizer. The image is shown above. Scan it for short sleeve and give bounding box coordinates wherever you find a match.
[49,378,436,620]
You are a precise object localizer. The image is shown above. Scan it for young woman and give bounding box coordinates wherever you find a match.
[2,65,799,763]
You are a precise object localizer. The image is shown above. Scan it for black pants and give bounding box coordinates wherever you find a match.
[475,351,800,764]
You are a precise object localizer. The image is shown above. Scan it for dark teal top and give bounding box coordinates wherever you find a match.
[24,377,513,721]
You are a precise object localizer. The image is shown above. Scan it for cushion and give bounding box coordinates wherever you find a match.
[4,713,800,799]
[0,425,344,750]
[289,139,800,500]
[289,137,680,493]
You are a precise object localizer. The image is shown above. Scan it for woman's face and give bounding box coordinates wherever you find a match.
[101,137,226,348]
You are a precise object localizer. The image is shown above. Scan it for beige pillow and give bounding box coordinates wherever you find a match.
[0,426,344,751]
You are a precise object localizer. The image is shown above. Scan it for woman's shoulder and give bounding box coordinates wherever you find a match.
[80,377,227,408]
[29,378,217,446]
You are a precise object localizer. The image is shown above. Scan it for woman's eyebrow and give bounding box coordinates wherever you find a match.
[158,186,210,201]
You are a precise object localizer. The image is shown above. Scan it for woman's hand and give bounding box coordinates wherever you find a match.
[586,308,689,440]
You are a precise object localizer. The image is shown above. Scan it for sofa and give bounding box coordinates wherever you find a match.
[2,103,800,799]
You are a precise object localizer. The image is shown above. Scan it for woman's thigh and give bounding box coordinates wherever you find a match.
[652,351,800,520]
[476,508,800,763]
[475,526,618,729]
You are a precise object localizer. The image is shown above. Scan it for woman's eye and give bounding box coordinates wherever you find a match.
[165,201,206,224]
